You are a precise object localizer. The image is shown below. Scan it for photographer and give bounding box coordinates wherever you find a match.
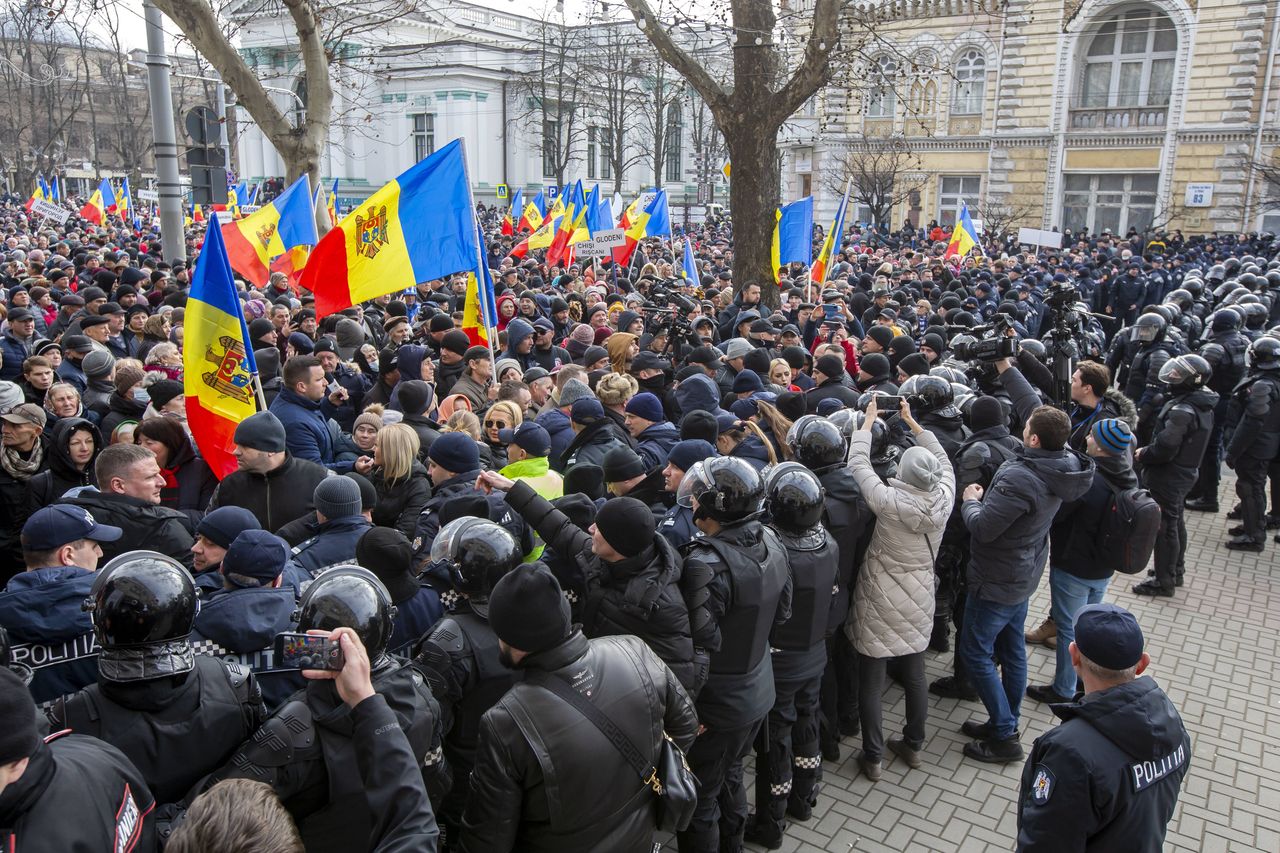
[168,628,439,853]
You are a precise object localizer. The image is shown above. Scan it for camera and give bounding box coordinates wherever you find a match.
[639,279,697,355]
[950,315,1020,363]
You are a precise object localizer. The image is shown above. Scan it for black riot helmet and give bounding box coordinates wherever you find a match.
[1242,302,1269,328]
[899,374,955,416]
[1182,277,1205,298]
[1207,264,1226,283]
[852,411,890,456]
[676,456,765,523]
[84,551,198,649]
[1158,354,1212,391]
[295,566,398,662]
[764,463,826,534]
[1248,336,1280,370]
[1017,338,1047,361]
[1265,270,1280,288]
[1210,308,1241,331]
[786,415,846,473]
[430,517,521,600]
[1133,312,1167,343]
[825,408,859,445]
[1164,289,1194,312]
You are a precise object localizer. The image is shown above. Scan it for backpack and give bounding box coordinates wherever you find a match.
[1099,483,1162,574]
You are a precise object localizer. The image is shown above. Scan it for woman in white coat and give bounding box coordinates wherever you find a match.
[846,398,954,780]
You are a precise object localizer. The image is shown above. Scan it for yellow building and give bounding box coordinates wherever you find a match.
[783,0,1280,236]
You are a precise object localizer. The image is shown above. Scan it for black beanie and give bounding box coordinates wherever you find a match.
[488,563,572,654]
[602,447,647,483]
[442,329,471,356]
[680,409,719,444]
[969,395,1007,431]
[356,527,418,604]
[397,380,434,417]
[593,497,656,559]
[0,667,39,764]
[860,352,890,378]
[776,390,807,422]
[865,325,894,349]
[563,464,605,501]
[815,354,845,380]
[898,352,931,377]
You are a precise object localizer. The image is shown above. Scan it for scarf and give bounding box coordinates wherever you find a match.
[1,441,43,481]
[159,465,180,490]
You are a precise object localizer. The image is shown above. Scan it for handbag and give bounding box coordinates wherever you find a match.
[532,671,699,832]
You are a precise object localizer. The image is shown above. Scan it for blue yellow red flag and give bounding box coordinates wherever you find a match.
[462,222,499,346]
[771,196,814,284]
[811,182,849,285]
[944,201,980,260]
[78,178,116,224]
[221,175,318,286]
[682,237,698,281]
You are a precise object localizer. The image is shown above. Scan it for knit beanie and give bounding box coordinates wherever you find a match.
[594,497,656,558]
[233,411,287,453]
[563,464,605,501]
[679,410,719,444]
[354,407,384,434]
[196,506,261,550]
[83,349,115,379]
[146,379,184,410]
[0,668,39,764]
[314,476,363,519]
[897,352,930,378]
[732,369,764,394]
[898,445,945,490]
[667,438,716,473]
[968,395,1007,431]
[602,447,647,483]
[356,526,418,603]
[865,325,894,350]
[397,380,434,417]
[441,329,471,357]
[113,365,145,395]
[624,392,664,424]
[815,354,845,380]
[428,431,480,474]
[488,564,572,654]
[859,352,890,378]
[558,378,594,409]
[1091,418,1134,455]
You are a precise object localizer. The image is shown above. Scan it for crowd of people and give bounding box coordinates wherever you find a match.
[3,193,1274,853]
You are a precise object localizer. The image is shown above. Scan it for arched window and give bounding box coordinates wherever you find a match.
[1080,7,1176,108]
[866,56,896,118]
[952,49,986,115]
[292,77,307,126]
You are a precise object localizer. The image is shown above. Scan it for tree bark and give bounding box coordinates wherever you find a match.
[724,119,781,306]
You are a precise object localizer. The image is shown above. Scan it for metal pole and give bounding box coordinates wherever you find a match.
[214,73,229,155]
[143,0,185,263]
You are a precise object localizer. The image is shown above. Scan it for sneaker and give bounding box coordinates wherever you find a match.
[960,719,995,739]
[1024,616,1056,646]
[858,751,882,781]
[963,735,1024,764]
[1225,535,1265,553]
[1025,684,1072,704]
[930,676,978,700]
[887,737,922,769]
[1132,579,1175,597]
[1185,497,1219,512]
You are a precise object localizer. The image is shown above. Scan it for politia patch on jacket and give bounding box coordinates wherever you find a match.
[1030,765,1054,804]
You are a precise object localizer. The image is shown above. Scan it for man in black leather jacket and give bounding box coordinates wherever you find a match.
[458,564,698,853]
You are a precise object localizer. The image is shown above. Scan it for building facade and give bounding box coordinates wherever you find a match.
[782,0,1280,236]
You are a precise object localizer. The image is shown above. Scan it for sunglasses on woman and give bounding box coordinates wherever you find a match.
[484,419,509,429]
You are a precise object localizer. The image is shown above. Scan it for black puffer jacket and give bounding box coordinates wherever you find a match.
[28,417,101,511]
[370,461,431,538]
[458,631,699,853]
[60,490,196,569]
[503,480,700,694]
[206,453,332,533]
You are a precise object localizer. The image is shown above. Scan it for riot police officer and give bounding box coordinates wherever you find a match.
[414,517,522,844]
[677,457,792,853]
[192,566,449,853]
[1122,312,1180,445]
[787,416,872,758]
[745,464,837,849]
[892,375,971,459]
[1224,337,1280,551]
[1187,310,1250,511]
[1131,356,1217,596]
[47,551,266,806]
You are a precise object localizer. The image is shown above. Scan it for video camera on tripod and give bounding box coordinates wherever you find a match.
[639,278,698,356]
[948,314,1021,363]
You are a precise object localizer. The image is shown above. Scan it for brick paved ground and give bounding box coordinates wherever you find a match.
[664,474,1280,851]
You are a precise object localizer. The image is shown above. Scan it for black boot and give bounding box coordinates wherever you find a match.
[1226,535,1265,552]
[930,675,978,700]
[743,794,788,850]
[787,757,820,822]
[929,614,951,652]
[1185,496,1218,512]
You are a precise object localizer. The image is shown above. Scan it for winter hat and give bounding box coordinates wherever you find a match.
[488,563,573,653]
[563,464,605,501]
[354,406,384,435]
[859,352,890,378]
[344,471,378,512]
[221,529,288,588]
[742,348,772,376]
[921,332,946,355]
[441,329,471,357]
[624,392,664,424]
[602,447,647,483]
[722,338,753,361]
[335,318,365,360]
[147,379,184,410]
[313,475,363,519]
[968,396,1007,432]
[248,318,276,345]
[582,345,609,367]
[196,506,262,550]
[82,350,115,379]
[898,445,945,490]
[569,324,595,346]
[356,526,418,603]
[558,378,594,409]
[814,398,845,417]
[1091,418,1134,455]
[865,326,894,350]
[0,668,39,764]
[113,366,144,396]
[594,497,656,558]
[571,396,606,425]
[667,438,716,473]
[494,358,522,380]
[428,431,480,473]
[679,409,719,444]
[776,391,807,423]
[288,332,314,355]
[233,411,287,453]
[397,380,435,417]
[1073,603,1144,670]
[429,314,455,333]
[897,352,930,378]
[732,369,764,394]
[815,354,845,380]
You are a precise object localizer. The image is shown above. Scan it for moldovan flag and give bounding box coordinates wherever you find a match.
[79,179,116,224]
[327,179,339,226]
[682,237,698,281]
[810,181,849,285]
[462,222,498,346]
[300,138,482,319]
[771,196,813,285]
[24,180,45,213]
[944,201,980,260]
[118,177,133,222]
[221,175,319,287]
[508,214,560,259]
[184,212,259,479]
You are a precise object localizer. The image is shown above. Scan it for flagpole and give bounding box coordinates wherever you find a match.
[459,145,500,382]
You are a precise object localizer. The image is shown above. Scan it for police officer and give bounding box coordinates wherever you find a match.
[414,517,522,845]
[1131,356,1216,596]
[1187,310,1250,512]
[658,439,718,549]
[1121,312,1179,445]
[891,375,971,459]
[1017,604,1190,852]
[48,551,267,805]
[677,457,792,853]
[0,666,159,852]
[745,464,837,849]
[194,566,449,853]
[1224,337,1280,551]
[787,416,872,758]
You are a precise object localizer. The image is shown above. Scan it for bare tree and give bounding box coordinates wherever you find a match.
[634,52,685,188]
[624,0,841,307]
[687,90,726,205]
[514,13,588,188]
[577,20,648,194]
[970,196,1035,242]
[826,137,927,229]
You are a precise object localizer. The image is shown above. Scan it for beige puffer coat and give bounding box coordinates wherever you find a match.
[845,428,954,658]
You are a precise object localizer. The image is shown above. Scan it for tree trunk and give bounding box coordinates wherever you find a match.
[724,120,781,309]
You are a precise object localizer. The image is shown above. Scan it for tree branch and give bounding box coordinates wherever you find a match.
[622,0,729,113]
[772,0,840,121]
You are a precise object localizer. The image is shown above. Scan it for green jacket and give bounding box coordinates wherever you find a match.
[499,456,563,559]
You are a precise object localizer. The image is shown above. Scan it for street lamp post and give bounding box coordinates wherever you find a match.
[142,0,185,263]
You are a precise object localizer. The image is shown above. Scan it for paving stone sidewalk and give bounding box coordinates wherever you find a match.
[665,475,1280,851]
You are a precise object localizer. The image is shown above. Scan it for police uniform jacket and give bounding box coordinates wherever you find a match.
[1017,677,1190,853]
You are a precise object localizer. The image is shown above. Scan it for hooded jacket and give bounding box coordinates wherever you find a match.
[1017,677,1190,853]
[27,417,101,511]
[535,406,575,464]
[1068,388,1138,453]
[97,390,148,439]
[673,372,722,420]
[191,585,304,709]
[633,421,679,470]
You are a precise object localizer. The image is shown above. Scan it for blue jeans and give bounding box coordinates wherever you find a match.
[958,592,1029,740]
[1049,567,1110,697]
